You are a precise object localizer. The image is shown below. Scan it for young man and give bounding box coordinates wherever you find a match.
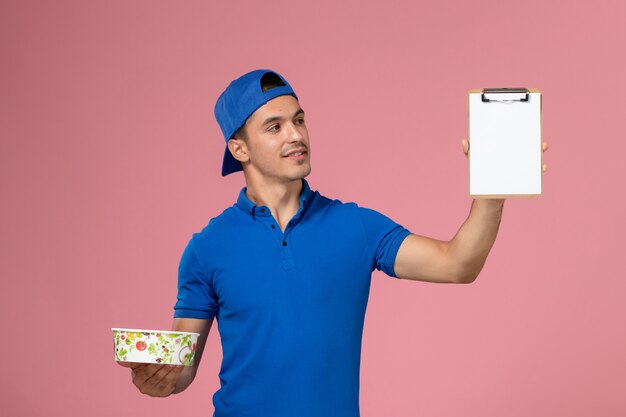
[119,69,549,416]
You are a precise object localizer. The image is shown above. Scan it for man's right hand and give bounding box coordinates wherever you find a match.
[117,317,213,397]
[117,361,186,397]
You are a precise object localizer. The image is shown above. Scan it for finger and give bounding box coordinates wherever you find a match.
[461,139,469,155]
[133,364,166,387]
[155,365,184,393]
[143,364,179,387]
[542,141,549,152]
[542,163,548,172]
[143,365,183,395]
[130,364,147,378]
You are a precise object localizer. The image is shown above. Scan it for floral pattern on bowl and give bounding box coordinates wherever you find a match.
[112,328,199,366]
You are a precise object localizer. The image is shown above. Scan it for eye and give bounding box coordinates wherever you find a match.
[296,118,305,125]
[268,124,280,132]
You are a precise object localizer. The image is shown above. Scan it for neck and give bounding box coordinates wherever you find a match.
[244,176,304,224]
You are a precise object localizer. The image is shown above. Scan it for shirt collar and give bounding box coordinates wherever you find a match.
[235,178,314,220]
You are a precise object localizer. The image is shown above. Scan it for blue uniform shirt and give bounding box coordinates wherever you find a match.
[174,178,412,417]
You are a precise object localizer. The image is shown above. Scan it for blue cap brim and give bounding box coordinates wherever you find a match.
[222,143,242,176]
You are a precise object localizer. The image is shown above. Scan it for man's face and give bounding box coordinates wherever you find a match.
[229,95,311,182]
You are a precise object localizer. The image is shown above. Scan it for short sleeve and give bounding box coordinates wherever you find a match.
[173,237,219,320]
[357,206,412,278]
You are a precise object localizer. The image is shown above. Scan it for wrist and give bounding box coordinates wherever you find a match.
[473,198,505,210]
[172,366,197,394]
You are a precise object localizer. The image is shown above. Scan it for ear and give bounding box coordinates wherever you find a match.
[227,138,250,163]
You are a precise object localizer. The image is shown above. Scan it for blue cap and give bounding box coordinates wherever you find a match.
[214,69,298,176]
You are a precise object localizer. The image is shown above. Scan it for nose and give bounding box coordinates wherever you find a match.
[286,120,304,141]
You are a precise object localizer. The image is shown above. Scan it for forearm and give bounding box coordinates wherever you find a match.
[170,317,212,394]
[447,198,505,282]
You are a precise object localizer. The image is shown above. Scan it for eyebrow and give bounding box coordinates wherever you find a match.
[261,108,305,127]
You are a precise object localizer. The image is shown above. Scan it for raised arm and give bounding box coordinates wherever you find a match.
[392,198,504,284]
[392,139,549,284]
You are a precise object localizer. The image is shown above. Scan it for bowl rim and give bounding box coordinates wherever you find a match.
[111,328,200,337]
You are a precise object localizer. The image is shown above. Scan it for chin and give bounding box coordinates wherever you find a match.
[286,166,311,180]
[300,165,312,177]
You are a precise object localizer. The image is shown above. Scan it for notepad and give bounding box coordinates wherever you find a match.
[468,88,543,198]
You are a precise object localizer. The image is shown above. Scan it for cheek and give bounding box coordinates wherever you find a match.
[254,145,282,165]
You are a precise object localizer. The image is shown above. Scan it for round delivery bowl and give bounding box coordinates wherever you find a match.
[112,328,199,366]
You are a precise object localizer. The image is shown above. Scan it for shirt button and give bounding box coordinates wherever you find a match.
[283,241,287,246]
[260,208,266,213]
[271,225,275,229]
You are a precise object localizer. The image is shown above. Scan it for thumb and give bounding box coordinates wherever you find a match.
[461,139,470,154]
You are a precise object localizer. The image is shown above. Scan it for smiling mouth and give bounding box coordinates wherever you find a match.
[283,151,307,158]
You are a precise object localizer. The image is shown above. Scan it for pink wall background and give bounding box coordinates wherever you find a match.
[2,1,625,416]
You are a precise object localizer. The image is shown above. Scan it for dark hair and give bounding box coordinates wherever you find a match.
[232,72,287,141]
